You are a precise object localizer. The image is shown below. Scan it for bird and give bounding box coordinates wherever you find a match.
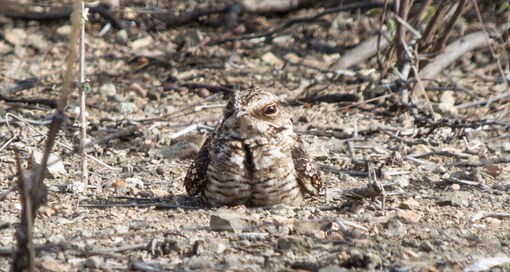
[184,89,321,206]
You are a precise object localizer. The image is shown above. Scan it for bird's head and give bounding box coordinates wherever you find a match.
[219,89,293,139]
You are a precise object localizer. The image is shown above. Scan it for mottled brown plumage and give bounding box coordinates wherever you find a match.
[184,89,321,206]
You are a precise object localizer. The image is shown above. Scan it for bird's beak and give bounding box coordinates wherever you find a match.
[236,110,248,118]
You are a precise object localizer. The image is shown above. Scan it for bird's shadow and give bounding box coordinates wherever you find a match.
[81,195,207,210]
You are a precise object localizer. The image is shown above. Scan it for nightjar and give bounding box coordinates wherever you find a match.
[184,89,321,206]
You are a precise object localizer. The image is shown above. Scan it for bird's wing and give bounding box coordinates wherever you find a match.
[291,136,322,195]
[184,138,211,196]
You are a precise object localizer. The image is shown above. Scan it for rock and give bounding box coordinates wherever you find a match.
[450,170,471,180]
[293,221,323,236]
[273,34,293,45]
[125,177,144,189]
[0,41,12,55]
[392,175,410,188]
[411,144,432,154]
[56,25,72,40]
[101,0,120,9]
[41,258,67,271]
[185,256,214,270]
[67,181,85,193]
[319,264,350,272]
[129,220,149,231]
[174,29,203,47]
[210,213,250,233]
[192,240,207,255]
[464,256,510,272]
[197,88,210,97]
[399,198,420,210]
[152,238,187,256]
[306,139,329,161]
[207,238,228,254]
[27,33,49,50]
[128,82,147,97]
[117,102,138,114]
[382,218,407,237]
[32,151,67,179]
[419,241,434,252]
[277,236,311,253]
[224,254,242,268]
[157,142,200,160]
[397,210,422,223]
[436,192,471,207]
[438,91,458,116]
[261,52,284,68]
[84,256,102,269]
[99,82,117,97]
[237,232,270,241]
[130,35,153,50]
[5,28,27,45]
[115,29,128,45]
[271,204,296,216]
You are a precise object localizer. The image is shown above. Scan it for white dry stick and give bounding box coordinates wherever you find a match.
[420,32,488,80]
[470,211,510,223]
[79,3,89,193]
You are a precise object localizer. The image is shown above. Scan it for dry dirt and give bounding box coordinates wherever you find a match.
[1,1,510,271]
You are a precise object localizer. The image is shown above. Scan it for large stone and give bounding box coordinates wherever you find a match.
[277,236,312,253]
[32,151,67,179]
[210,213,250,233]
[56,25,72,40]
[99,82,117,97]
[156,142,200,160]
[5,28,27,45]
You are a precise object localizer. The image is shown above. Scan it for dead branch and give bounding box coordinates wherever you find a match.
[78,3,89,192]
[11,150,41,272]
[0,1,124,29]
[161,5,229,27]
[10,0,82,269]
[0,77,38,96]
[395,0,411,71]
[455,92,509,109]
[420,32,489,80]
[291,93,359,104]
[437,177,485,187]
[407,150,470,159]
[0,97,57,108]
[330,31,392,70]
[418,0,449,52]
[471,0,509,94]
[446,157,510,167]
[166,82,235,95]
[429,0,467,58]
[211,1,386,45]
[470,211,510,223]
[0,1,70,20]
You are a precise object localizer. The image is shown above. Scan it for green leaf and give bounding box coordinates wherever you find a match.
[498,2,509,12]
[366,8,383,16]
[423,6,436,22]
[82,83,91,94]
[386,18,396,32]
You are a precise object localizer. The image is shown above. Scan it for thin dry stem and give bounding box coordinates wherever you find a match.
[79,2,89,193]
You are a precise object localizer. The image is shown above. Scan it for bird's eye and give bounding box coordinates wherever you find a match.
[263,105,277,115]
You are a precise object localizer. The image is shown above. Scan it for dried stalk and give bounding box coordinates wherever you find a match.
[10,0,82,270]
[429,0,466,57]
[470,0,509,95]
[11,150,37,272]
[79,2,89,193]
[418,0,448,52]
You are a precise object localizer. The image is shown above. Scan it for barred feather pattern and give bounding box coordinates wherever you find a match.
[184,89,321,206]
